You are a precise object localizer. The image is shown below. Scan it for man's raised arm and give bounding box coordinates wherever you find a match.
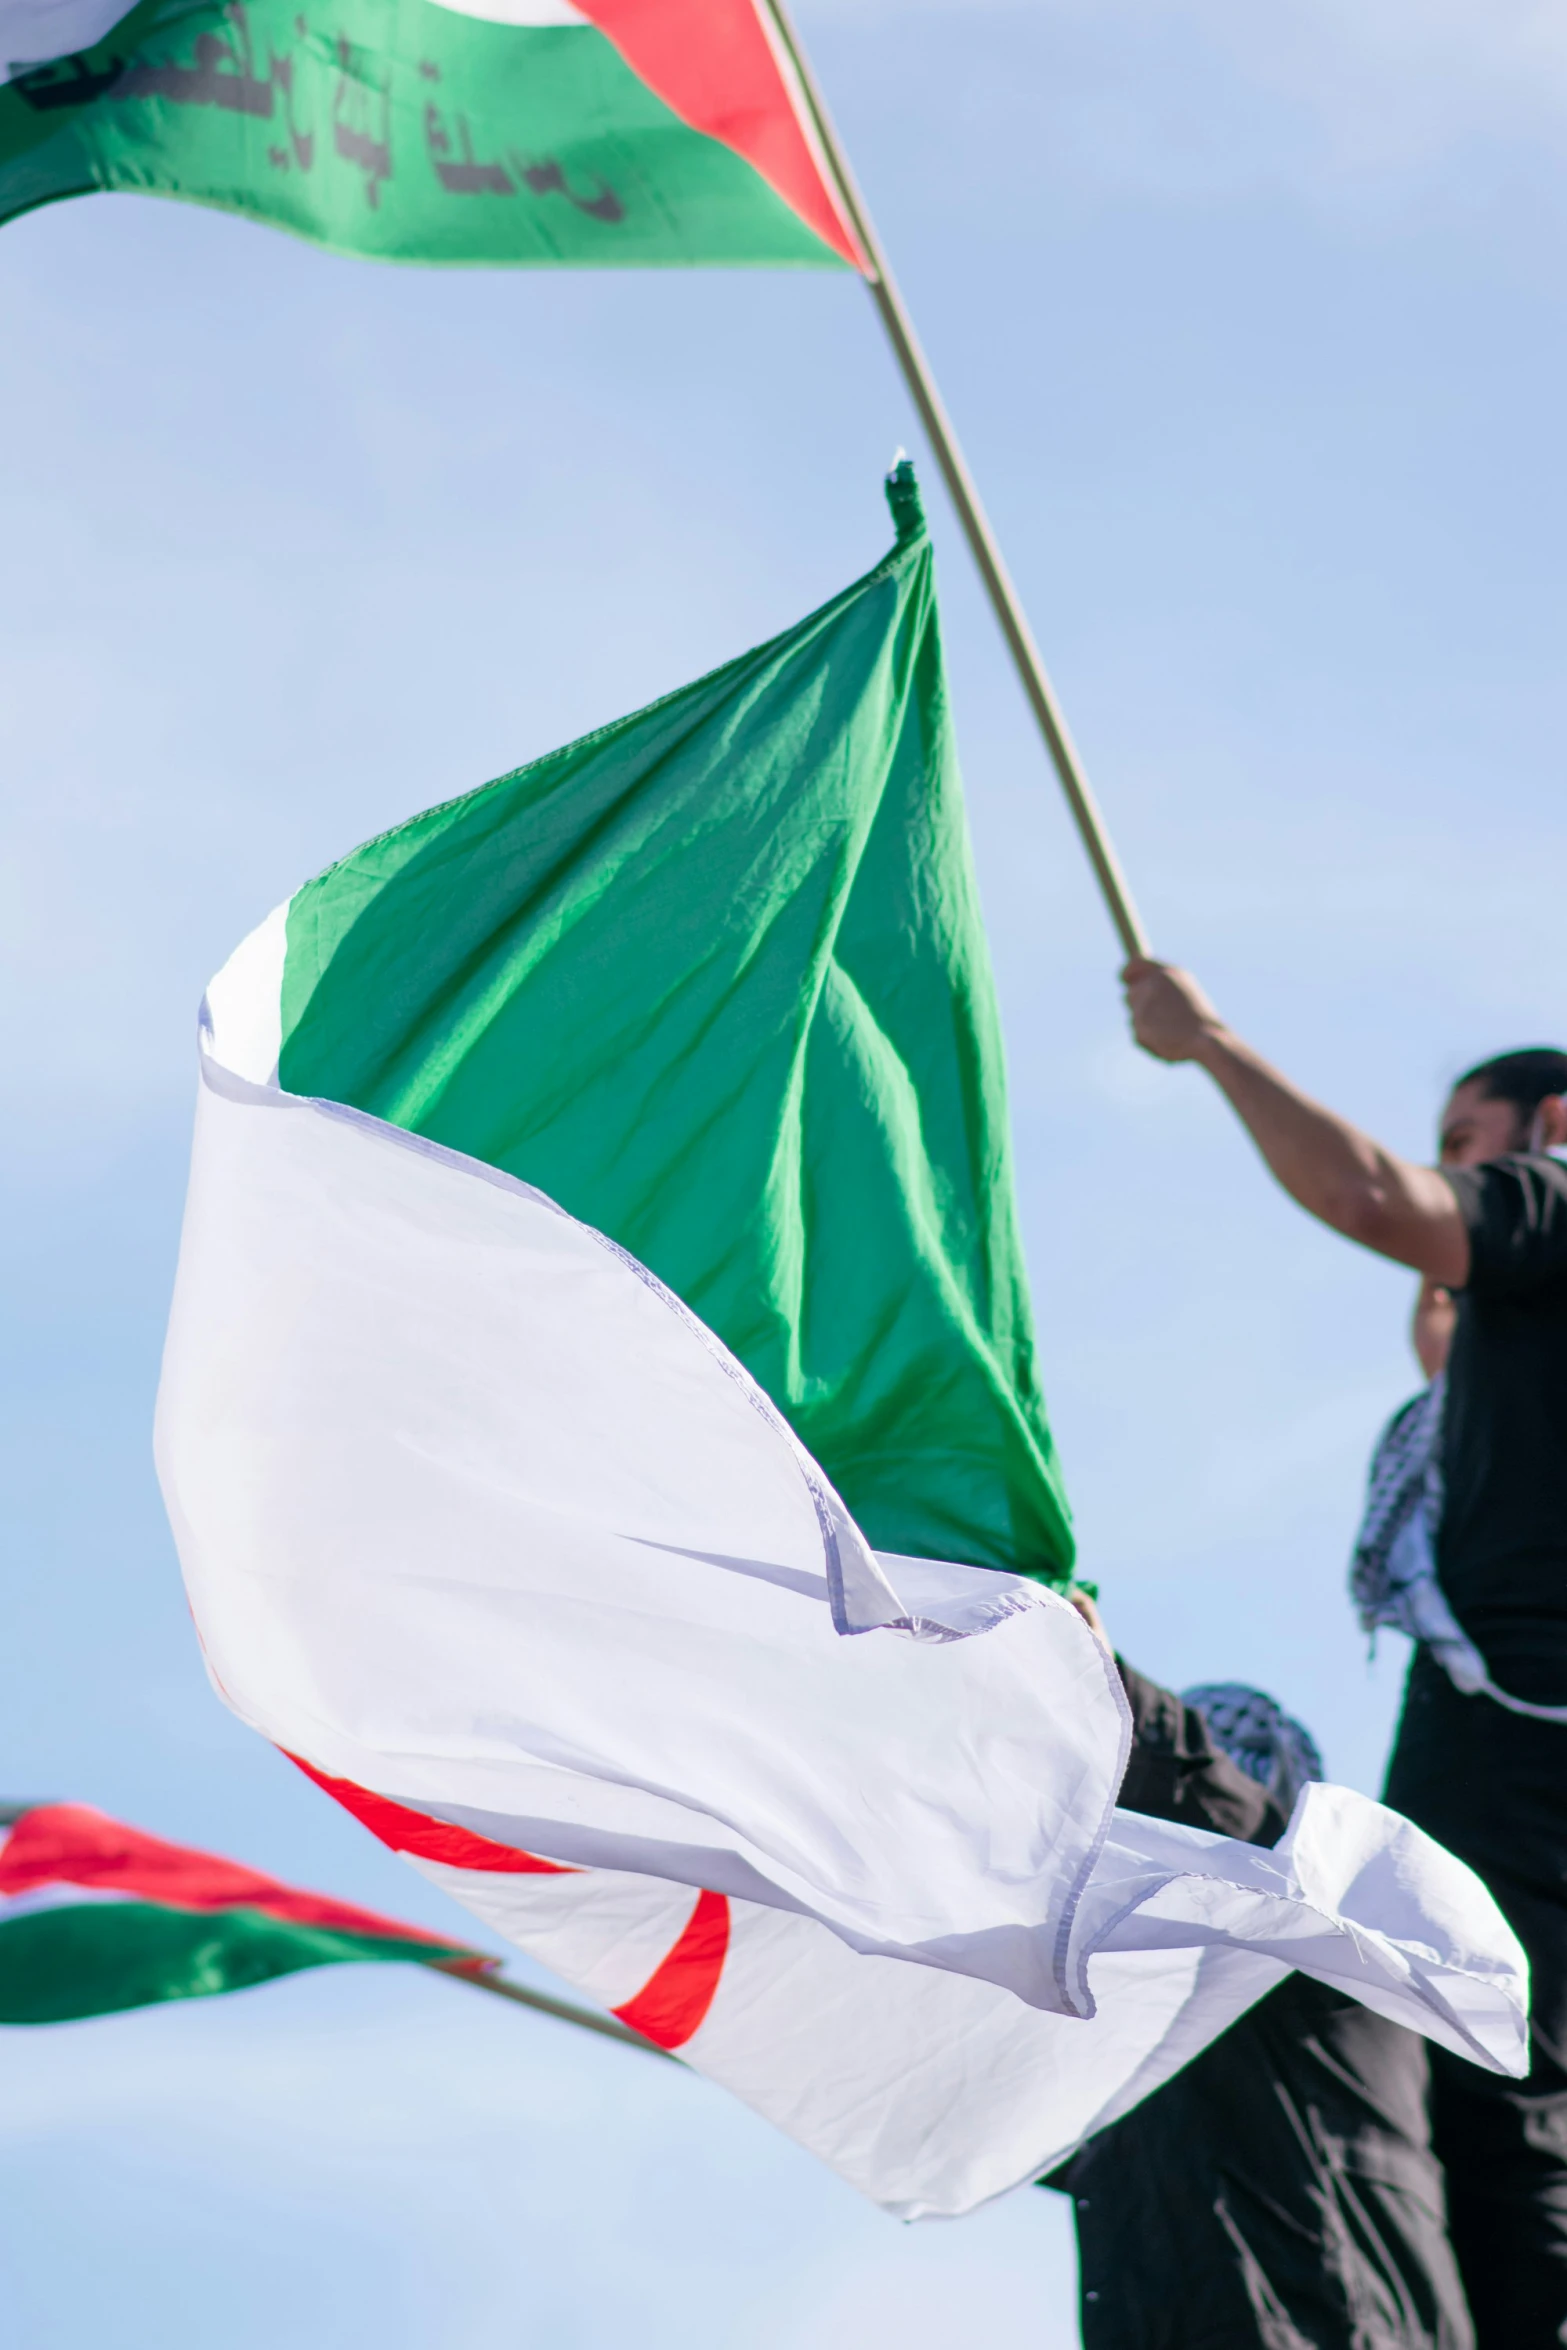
[1123,958,1468,1285]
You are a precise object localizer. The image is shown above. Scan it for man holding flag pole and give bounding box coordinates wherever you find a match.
[1125,961,1567,2345]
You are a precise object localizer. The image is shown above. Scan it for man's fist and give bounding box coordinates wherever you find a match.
[1065,1587,1112,1652]
[1122,958,1225,1064]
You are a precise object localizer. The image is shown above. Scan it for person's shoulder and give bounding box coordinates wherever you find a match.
[1474,1151,1567,1199]
[1446,1151,1567,1203]
[1451,1154,1567,1290]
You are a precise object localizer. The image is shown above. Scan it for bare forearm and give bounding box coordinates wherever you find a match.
[1193,1026,1464,1277]
[1121,959,1468,1282]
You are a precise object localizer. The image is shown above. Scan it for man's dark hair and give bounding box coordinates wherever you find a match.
[1456,1047,1567,1119]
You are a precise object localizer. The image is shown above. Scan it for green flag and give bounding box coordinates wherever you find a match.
[222,465,1071,1580]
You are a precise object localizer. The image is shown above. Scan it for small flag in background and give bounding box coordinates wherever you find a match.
[0,0,864,268]
[0,1801,486,2023]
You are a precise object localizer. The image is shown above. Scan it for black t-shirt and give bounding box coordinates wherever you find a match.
[1441,1152,1567,1689]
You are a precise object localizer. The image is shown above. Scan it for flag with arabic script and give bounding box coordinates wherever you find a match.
[0,0,864,267]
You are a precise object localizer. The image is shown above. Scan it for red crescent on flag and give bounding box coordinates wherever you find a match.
[612,1887,731,2049]
[283,1757,729,2046]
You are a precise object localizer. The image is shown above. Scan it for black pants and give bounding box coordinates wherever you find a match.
[1385,1651,1567,2348]
[1045,1974,1471,2350]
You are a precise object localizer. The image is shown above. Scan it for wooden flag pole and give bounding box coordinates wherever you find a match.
[440,1961,682,2059]
[406,40,1149,2063]
[759,0,1151,961]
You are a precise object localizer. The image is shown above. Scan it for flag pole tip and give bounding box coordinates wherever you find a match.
[884,455,924,545]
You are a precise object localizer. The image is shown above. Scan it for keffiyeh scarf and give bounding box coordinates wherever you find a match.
[1182,1682,1324,1817]
[1350,1375,1567,1722]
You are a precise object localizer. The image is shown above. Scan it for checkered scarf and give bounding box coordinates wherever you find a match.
[1350,1375,1448,1640]
[1182,1682,1324,1818]
[1348,1374,1567,1721]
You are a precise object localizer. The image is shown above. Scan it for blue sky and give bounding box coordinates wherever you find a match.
[4,1,1567,2340]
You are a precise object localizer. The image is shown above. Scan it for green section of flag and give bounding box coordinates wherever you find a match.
[0,0,835,266]
[277,467,1073,1581]
[0,1902,470,2023]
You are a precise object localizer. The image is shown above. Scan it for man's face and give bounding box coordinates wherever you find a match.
[1438,1080,1530,1168]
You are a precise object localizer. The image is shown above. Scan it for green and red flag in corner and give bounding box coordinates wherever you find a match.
[0,0,866,268]
[0,1800,488,2023]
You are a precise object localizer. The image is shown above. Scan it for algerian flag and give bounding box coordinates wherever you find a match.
[0,1800,485,2022]
[156,475,1529,2217]
[0,0,862,267]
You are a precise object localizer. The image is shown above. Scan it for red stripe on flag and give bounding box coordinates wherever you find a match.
[0,1804,467,1950]
[286,1755,577,1876]
[612,1889,729,2049]
[575,0,865,270]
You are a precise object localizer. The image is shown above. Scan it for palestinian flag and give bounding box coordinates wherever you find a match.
[0,0,864,267]
[0,1799,486,2023]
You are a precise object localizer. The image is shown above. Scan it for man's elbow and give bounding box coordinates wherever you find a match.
[1329,1181,1399,1253]
[1322,1179,1467,1282]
